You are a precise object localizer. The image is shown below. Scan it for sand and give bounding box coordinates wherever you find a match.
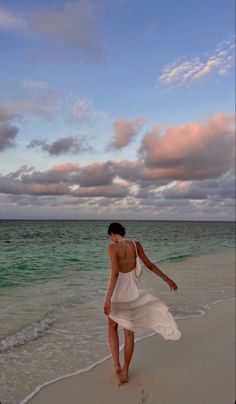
[27,298,235,404]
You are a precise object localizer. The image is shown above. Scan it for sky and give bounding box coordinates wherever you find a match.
[0,0,235,220]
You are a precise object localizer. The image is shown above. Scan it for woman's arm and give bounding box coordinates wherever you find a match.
[136,241,178,290]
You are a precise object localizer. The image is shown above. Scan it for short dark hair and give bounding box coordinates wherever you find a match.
[108,222,126,236]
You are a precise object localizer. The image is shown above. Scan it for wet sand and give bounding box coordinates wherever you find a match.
[27,298,235,404]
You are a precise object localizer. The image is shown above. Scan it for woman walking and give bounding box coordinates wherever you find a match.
[103,222,182,385]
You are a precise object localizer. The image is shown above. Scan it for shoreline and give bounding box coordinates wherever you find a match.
[24,297,235,404]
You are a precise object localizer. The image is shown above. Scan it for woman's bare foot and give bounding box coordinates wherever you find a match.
[115,365,123,385]
[120,365,129,383]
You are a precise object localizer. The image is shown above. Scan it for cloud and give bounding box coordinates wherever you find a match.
[106,117,144,151]
[0,106,18,123]
[22,80,50,91]
[72,184,130,197]
[1,95,61,121]
[0,112,234,207]
[27,135,95,156]
[162,180,212,200]
[18,96,61,119]
[133,181,171,198]
[1,191,233,220]
[0,166,234,221]
[0,1,103,60]
[1,86,102,128]
[0,163,130,198]
[0,124,19,151]
[8,165,35,178]
[0,7,27,31]
[1,81,63,126]
[66,98,104,124]
[16,164,81,185]
[0,174,69,195]
[32,0,103,58]
[75,161,115,186]
[138,112,235,180]
[162,170,235,200]
[158,37,235,87]
[0,105,19,152]
[50,163,81,174]
[27,183,69,195]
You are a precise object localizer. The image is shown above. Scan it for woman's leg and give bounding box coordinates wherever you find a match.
[108,317,121,375]
[122,328,134,382]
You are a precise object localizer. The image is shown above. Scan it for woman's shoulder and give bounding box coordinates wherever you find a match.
[132,239,141,245]
[126,239,141,246]
[131,239,143,251]
[108,243,117,253]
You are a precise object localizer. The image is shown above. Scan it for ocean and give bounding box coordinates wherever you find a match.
[0,220,235,404]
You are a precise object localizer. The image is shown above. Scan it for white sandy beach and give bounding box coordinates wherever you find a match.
[27,298,235,404]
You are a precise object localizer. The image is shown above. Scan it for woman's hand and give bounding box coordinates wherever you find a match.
[103,297,111,316]
[166,277,178,291]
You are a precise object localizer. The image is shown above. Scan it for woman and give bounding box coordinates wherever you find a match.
[103,222,182,385]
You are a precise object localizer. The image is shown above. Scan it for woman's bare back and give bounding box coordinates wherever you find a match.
[113,240,137,273]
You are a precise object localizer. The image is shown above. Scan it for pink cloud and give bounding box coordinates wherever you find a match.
[107,117,144,150]
[72,184,129,198]
[29,184,68,195]
[51,163,80,173]
[32,0,103,57]
[139,112,235,180]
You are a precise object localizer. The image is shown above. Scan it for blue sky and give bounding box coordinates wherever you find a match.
[0,0,235,220]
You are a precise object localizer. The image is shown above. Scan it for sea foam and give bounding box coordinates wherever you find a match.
[0,317,55,353]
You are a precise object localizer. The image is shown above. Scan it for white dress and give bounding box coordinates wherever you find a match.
[108,242,182,340]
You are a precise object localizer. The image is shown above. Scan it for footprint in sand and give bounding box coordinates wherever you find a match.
[138,388,152,403]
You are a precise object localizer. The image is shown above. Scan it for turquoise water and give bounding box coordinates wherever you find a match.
[0,220,234,288]
[0,220,235,404]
